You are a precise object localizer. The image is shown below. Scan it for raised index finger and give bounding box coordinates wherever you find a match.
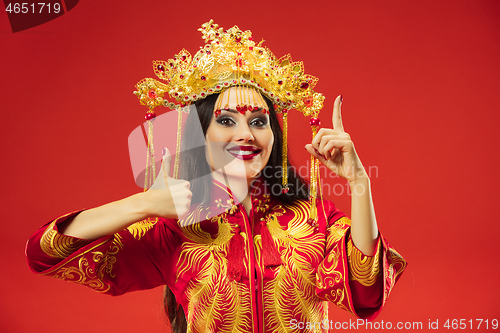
[332,95,344,132]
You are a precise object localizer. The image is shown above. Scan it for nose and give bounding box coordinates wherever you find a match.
[234,123,255,142]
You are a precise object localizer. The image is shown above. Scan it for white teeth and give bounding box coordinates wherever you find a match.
[228,150,260,155]
[230,150,257,155]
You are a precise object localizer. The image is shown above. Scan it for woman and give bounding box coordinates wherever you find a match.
[26,21,406,333]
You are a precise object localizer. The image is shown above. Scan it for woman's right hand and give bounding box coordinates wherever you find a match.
[143,148,192,220]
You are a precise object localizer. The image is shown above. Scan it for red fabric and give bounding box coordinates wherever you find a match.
[26,179,406,332]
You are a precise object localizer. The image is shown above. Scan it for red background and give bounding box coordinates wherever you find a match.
[1,1,499,332]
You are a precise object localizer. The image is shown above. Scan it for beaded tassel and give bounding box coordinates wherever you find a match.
[173,107,184,179]
[281,110,289,193]
[309,124,319,220]
[144,110,157,191]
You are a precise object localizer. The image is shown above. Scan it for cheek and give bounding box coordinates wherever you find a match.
[263,130,274,154]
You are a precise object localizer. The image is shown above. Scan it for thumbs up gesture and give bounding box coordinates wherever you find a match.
[144,148,192,220]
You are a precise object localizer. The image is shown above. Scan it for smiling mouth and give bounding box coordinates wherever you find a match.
[227,146,262,160]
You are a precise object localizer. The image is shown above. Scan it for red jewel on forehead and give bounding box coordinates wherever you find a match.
[214,109,221,117]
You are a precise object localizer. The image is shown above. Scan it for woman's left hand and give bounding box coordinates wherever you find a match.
[305,95,367,184]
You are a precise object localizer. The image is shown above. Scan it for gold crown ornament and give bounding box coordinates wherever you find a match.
[134,20,325,220]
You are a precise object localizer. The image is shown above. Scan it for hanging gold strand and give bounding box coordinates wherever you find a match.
[173,106,183,179]
[309,125,319,219]
[225,87,230,110]
[144,116,156,191]
[282,110,289,193]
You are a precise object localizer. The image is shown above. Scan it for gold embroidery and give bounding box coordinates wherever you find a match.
[384,247,407,301]
[260,200,329,332]
[254,194,271,213]
[49,256,110,292]
[42,233,124,292]
[177,208,252,333]
[40,220,91,259]
[316,216,356,315]
[347,236,381,286]
[127,217,159,240]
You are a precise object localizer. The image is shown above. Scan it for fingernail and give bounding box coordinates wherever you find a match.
[340,95,343,103]
[162,147,167,157]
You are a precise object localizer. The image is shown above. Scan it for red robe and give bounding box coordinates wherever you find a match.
[26,179,407,333]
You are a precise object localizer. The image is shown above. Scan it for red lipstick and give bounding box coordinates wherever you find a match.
[227,145,262,160]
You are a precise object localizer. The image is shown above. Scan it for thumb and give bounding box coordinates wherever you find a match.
[149,147,171,190]
[161,147,172,179]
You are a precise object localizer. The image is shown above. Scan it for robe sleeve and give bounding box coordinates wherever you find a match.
[25,210,181,296]
[315,202,407,321]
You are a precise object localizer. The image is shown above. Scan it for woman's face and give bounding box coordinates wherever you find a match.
[205,86,274,181]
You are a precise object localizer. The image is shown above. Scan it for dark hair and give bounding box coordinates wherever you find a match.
[163,91,310,332]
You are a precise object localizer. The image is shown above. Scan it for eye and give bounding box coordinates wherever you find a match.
[216,116,235,126]
[250,117,268,127]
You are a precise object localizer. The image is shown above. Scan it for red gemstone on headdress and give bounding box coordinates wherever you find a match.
[148,90,158,99]
[157,65,165,72]
[180,75,184,79]
[278,80,283,85]
[249,47,253,50]
[235,37,242,43]
[224,105,230,110]
[207,51,211,55]
[193,95,197,98]
[249,37,253,41]
[287,92,291,96]
[282,187,289,194]
[236,105,242,112]
[185,96,189,100]
[233,80,237,84]
[201,76,206,81]
[201,93,206,96]
[242,105,248,112]
[309,117,321,126]
[145,112,156,120]
[174,92,179,96]
[282,108,288,114]
[300,82,309,89]
[224,82,229,86]
[182,55,186,61]
[247,104,252,110]
[242,79,246,83]
[170,62,174,68]
[216,85,221,89]
[253,106,259,111]
[237,52,242,56]
[215,109,221,117]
